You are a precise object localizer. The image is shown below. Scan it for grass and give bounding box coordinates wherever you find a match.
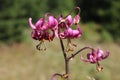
[0,38,120,80]
[0,26,120,80]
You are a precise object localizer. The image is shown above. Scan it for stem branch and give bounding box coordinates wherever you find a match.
[51,73,62,80]
[68,46,92,61]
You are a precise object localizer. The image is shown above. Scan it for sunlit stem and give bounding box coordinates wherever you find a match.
[67,46,93,60]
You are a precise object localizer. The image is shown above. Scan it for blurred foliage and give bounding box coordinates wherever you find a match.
[75,0,120,43]
[47,0,75,16]
[0,0,48,44]
[0,0,120,44]
[0,0,74,44]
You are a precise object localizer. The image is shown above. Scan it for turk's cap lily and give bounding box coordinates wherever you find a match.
[58,15,73,28]
[28,14,58,41]
[80,48,109,64]
[59,24,82,39]
[80,48,109,72]
[57,12,81,39]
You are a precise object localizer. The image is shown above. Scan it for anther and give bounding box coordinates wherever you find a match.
[36,40,46,51]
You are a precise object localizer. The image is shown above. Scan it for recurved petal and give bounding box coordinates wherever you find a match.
[48,16,58,29]
[29,18,36,29]
[73,15,80,24]
[97,48,104,58]
[31,30,40,40]
[66,15,73,26]
[87,53,93,59]
[49,16,57,25]
[102,51,110,59]
[72,30,80,38]
[69,24,82,38]
[35,18,44,29]
[80,54,91,62]
[66,27,73,36]
[77,24,82,33]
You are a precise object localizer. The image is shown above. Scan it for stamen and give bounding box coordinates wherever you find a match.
[62,74,69,80]
[36,40,46,51]
[66,39,77,52]
[96,62,103,72]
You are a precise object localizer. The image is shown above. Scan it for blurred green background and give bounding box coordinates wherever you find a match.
[0,0,120,80]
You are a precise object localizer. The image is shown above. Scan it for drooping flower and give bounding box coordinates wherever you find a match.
[80,48,110,71]
[59,25,82,52]
[59,25,82,39]
[28,7,82,51]
[28,14,58,50]
[29,17,55,41]
[57,8,82,52]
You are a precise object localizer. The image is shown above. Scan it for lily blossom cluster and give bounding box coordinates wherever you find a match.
[80,48,110,71]
[28,7,82,51]
[29,7,110,80]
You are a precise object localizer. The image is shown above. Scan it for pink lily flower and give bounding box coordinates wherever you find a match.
[28,14,58,50]
[59,25,82,39]
[28,14,58,41]
[80,48,109,63]
[80,48,110,71]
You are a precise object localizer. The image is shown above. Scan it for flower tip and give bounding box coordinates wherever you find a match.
[28,18,32,23]
[29,17,32,20]
[28,17,36,29]
[106,50,110,55]
[29,18,33,23]
[80,54,84,61]
[80,54,88,62]
[76,6,80,10]
[104,51,110,59]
